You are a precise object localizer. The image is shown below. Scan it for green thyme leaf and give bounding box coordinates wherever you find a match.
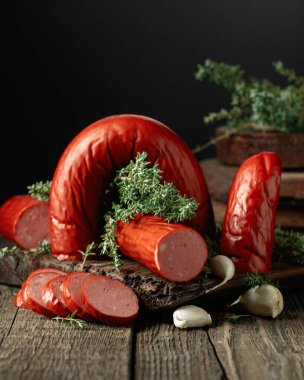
[79,242,98,271]
[0,240,51,259]
[27,180,52,202]
[242,273,278,288]
[194,59,304,135]
[225,313,252,323]
[52,310,87,329]
[273,227,304,265]
[100,152,199,271]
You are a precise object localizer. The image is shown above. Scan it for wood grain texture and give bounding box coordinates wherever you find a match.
[0,286,18,348]
[207,290,304,380]
[133,310,224,380]
[0,285,133,380]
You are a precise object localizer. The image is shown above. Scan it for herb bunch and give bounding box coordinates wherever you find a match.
[195,59,304,133]
[100,152,199,270]
[27,180,52,202]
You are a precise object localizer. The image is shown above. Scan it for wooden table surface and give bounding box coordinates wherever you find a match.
[0,284,303,380]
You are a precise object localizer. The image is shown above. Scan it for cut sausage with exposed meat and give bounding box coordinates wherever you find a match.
[21,271,65,317]
[61,272,95,320]
[13,268,67,309]
[50,114,214,260]
[0,195,49,250]
[42,275,70,317]
[82,276,139,325]
[116,215,208,282]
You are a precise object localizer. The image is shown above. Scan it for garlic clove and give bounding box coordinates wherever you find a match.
[173,305,212,328]
[230,284,284,318]
[205,255,235,293]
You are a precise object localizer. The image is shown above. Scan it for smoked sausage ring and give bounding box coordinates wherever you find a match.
[50,115,214,260]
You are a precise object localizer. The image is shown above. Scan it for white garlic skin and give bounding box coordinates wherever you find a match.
[206,255,235,293]
[236,285,284,318]
[173,305,212,329]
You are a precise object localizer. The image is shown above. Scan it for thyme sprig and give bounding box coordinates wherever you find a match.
[242,273,278,288]
[100,152,199,270]
[273,227,304,265]
[225,313,252,323]
[52,310,87,329]
[27,180,52,202]
[194,59,304,153]
[196,225,222,283]
[79,242,97,271]
[0,240,51,259]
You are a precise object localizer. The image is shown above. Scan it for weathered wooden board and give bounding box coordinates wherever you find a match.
[212,199,304,229]
[207,290,304,380]
[1,284,304,380]
[0,285,133,380]
[1,237,304,311]
[134,310,224,380]
[201,158,304,202]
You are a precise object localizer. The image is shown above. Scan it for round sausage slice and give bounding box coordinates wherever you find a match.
[116,215,208,282]
[42,275,70,317]
[13,268,67,309]
[61,272,94,320]
[0,195,49,250]
[22,272,64,317]
[82,276,139,325]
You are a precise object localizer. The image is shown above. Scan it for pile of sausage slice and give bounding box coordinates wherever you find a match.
[14,268,139,325]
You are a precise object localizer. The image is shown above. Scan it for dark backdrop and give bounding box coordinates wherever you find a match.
[3,0,304,203]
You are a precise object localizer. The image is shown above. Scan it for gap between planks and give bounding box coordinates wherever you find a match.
[0,285,134,380]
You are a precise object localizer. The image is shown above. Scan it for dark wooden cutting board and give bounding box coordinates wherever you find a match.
[1,237,303,310]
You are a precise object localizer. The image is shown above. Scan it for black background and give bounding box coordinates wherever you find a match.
[3,0,304,203]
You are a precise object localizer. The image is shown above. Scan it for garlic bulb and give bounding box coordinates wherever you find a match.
[205,255,235,293]
[173,305,212,328]
[230,284,284,318]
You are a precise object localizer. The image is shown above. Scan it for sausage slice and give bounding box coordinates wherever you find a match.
[21,272,64,317]
[61,272,94,320]
[14,268,67,309]
[82,276,139,325]
[42,275,70,317]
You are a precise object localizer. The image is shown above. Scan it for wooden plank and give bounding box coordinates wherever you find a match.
[1,237,304,311]
[0,286,18,348]
[201,158,304,202]
[133,310,224,380]
[0,285,133,380]
[207,290,304,380]
[212,199,304,229]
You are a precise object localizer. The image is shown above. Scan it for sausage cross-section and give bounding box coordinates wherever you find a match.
[0,195,49,249]
[14,268,66,310]
[61,272,95,320]
[42,275,70,317]
[82,276,139,325]
[116,215,208,282]
[21,271,65,317]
